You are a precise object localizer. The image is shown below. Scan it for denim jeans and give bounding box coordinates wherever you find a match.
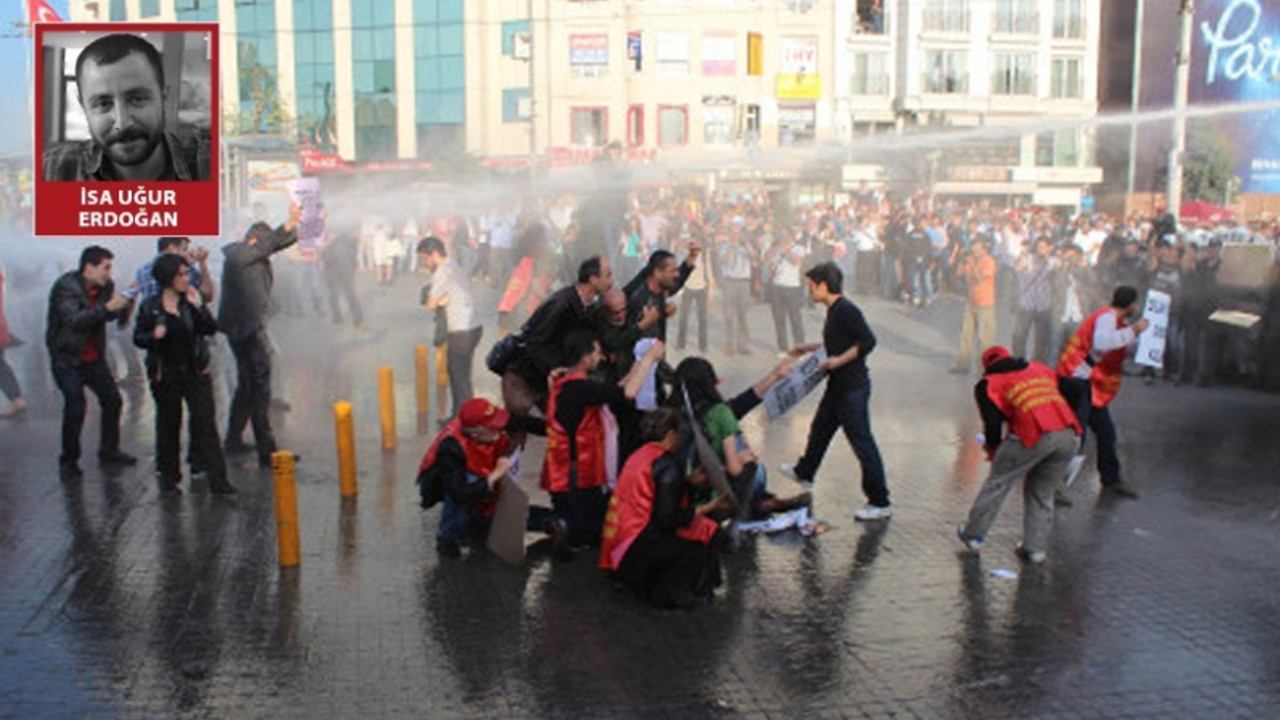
[1058,377,1122,486]
[438,473,556,546]
[52,360,122,465]
[794,381,889,507]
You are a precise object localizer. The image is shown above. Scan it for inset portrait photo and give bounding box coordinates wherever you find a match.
[34,23,220,237]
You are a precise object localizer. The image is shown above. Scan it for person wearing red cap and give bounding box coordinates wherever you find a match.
[956,345,1081,564]
[417,397,556,557]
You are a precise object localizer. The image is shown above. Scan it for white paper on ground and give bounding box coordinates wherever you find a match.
[738,507,816,535]
[989,568,1018,579]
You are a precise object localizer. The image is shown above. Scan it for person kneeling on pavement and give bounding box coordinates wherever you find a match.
[956,346,1081,565]
[417,397,562,558]
[600,408,731,608]
[673,357,810,520]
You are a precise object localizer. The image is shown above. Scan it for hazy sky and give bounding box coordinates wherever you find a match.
[0,0,69,154]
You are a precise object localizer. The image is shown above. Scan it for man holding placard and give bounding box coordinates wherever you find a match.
[778,262,891,522]
[1056,286,1150,500]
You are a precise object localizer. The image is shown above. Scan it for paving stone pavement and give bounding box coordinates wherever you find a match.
[2,277,1279,719]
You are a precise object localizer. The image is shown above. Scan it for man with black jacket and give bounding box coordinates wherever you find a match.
[219,203,301,467]
[133,254,234,494]
[499,256,613,415]
[46,245,136,479]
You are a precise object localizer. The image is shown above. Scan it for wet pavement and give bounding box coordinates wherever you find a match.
[2,277,1280,719]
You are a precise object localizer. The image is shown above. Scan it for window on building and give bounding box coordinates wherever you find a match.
[414,0,465,159]
[236,0,281,134]
[923,50,968,93]
[994,0,1037,34]
[743,104,761,137]
[571,107,607,147]
[993,53,1035,95]
[141,0,161,17]
[850,53,889,95]
[1036,129,1080,166]
[502,20,530,56]
[922,0,968,33]
[854,0,887,35]
[655,33,689,76]
[626,105,644,147]
[702,102,734,146]
[294,0,336,150]
[503,88,531,123]
[177,0,218,20]
[109,0,127,20]
[777,103,816,146]
[352,0,397,160]
[658,106,688,146]
[1051,57,1082,98]
[702,33,735,76]
[1053,0,1084,39]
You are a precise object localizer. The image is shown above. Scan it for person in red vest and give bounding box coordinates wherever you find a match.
[956,346,1082,564]
[417,397,558,558]
[600,407,729,608]
[1055,286,1149,499]
[542,328,666,549]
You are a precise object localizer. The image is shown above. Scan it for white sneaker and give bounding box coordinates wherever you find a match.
[956,523,984,551]
[854,504,892,521]
[777,462,812,487]
[1015,545,1047,565]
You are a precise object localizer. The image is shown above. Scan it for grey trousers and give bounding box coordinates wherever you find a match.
[962,429,1077,554]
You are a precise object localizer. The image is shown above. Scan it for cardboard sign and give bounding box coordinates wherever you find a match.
[764,349,828,419]
[287,177,324,249]
[486,474,529,566]
[1135,290,1171,369]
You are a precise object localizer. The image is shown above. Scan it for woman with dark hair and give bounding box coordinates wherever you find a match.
[674,357,810,519]
[600,407,728,608]
[134,254,235,494]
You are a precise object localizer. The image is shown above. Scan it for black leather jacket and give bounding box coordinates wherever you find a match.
[45,271,120,368]
[132,293,218,380]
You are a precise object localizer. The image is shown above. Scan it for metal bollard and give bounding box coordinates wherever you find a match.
[334,401,357,497]
[379,366,396,451]
[414,345,430,419]
[272,450,301,567]
[434,345,449,422]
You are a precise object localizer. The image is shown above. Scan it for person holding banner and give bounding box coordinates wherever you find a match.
[779,262,891,521]
[600,408,729,608]
[416,398,559,558]
[956,346,1081,564]
[1055,286,1149,500]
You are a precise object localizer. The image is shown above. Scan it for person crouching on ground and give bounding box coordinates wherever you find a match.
[956,346,1081,564]
[132,254,235,495]
[674,357,811,520]
[417,397,561,558]
[600,408,730,608]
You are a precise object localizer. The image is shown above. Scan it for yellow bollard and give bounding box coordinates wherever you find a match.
[379,366,396,451]
[272,450,301,567]
[414,345,430,418]
[435,345,449,421]
[334,401,358,497]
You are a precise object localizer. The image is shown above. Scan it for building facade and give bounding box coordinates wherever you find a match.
[75,0,1103,204]
[832,0,1103,205]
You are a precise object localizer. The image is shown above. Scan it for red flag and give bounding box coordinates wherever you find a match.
[28,0,64,24]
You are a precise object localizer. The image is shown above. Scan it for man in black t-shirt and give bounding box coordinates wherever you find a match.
[778,262,891,521]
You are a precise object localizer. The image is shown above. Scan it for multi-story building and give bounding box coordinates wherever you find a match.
[835,0,1104,206]
[74,0,1102,206]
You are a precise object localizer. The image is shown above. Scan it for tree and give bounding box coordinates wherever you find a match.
[1181,122,1237,206]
